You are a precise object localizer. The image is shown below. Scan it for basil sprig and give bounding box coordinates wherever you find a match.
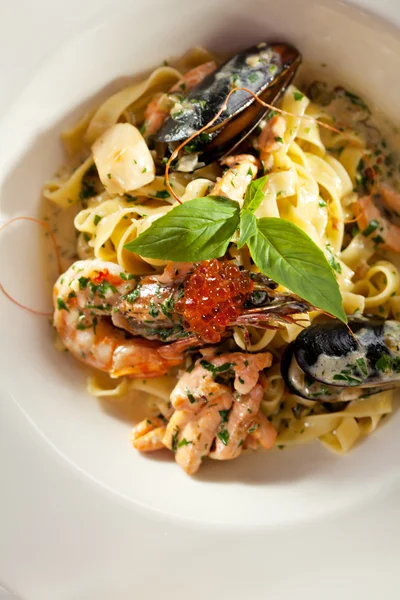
[124,196,239,262]
[124,177,347,322]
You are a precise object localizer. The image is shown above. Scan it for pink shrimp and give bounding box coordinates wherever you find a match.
[143,61,216,137]
[211,154,259,202]
[53,259,195,378]
[355,185,400,252]
[133,351,274,474]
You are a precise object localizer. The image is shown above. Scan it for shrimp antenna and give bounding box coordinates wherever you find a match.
[0,216,62,316]
[164,85,373,202]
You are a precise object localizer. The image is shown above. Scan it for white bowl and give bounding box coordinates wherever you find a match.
[1,0,400,531]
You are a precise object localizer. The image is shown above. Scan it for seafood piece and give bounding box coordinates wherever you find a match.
[211,154,258,201]
[132,417,166,451]
[355,185,400,252]
[53,257,312,377]
[281,317,400,402]
[170,351,272,412]
[92,123,155,193]
[163,352,273,474]
[53,259,195,378]
[258,114,286,158]
[116,259,313,345]
[156,42,301,167]
[143,61,217,138]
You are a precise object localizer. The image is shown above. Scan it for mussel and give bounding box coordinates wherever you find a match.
[156,42,301,168]
[281,317,400,402]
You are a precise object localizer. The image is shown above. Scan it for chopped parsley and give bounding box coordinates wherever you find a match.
[107,173,112,180]
[274,136,284,143]
[362,219,379,237]
[178,438,192,448]
[293,91,304,101]
[326,244,341,274]
[186,363,195,374]
[356,357,368,377]
[153,190,170,199]
[120,272,135,281]
[248,72,259,83]
[141,167,147,173]
[93,214,102,226]
[217,429,229,446]
[318,198,327,207]
[375,354,392,373]
[185,388,196,404]
[78,276,89,290]
[199,360,235,379]
[171,427,180,452]
[124,284,141,304]
[218,409,230,423]
[148,301,159,319]
[57,298,69,312]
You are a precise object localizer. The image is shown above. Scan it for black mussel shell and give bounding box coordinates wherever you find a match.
[282,317,400,398]
[156,42,301,165]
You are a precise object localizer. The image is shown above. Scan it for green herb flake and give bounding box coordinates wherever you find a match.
[356,357,368,377]
[124,284,141,304]
[293,91,304,101]
[326,244,342,274]
[274,136,284,143]
[248,72,259,83]
[318,199,327,207]
[217,429,230,446]
[375,354,392,373]
[153,190,170,199]
[178,438,192,448]
[186,363,195,374]
[93,214,102,226]
[120,272,134,280]
[57,298,69,312]
[218,409,230,423]
[362,219,379,237]
[185,388,196,404]
[78,276,89,290]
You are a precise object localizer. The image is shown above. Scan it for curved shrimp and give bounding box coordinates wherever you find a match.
[211,154,259,202]
[143,61,216,138]
[132,352,274,474]
[356,185,400,252]
[53,259,193,378]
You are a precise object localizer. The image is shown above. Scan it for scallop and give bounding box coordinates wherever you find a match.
[92,123,155,194]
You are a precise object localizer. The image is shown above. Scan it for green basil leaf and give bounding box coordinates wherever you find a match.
[243,175,268,212]
[237,209,257,249]
[247,218,347,322]
[124,196,240,261]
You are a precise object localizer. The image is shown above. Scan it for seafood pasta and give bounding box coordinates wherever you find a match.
[44,43,400,474]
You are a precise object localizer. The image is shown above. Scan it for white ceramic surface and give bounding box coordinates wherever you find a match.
[1,0,400,597]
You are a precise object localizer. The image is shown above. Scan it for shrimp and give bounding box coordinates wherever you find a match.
[132,417,166,452]
[53,259,195,378]
[355,185,400,252]
[210,385,277,460]
[258,115,286,158]
[170,352,272,412]
[143,61,216,137]
[211,154,258,202]
[133,352,274,475]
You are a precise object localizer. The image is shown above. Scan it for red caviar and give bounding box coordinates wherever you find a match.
[175,260,254,343]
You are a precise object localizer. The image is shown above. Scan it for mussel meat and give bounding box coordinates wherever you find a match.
[281,317,400,402]
[156,42,301,168]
